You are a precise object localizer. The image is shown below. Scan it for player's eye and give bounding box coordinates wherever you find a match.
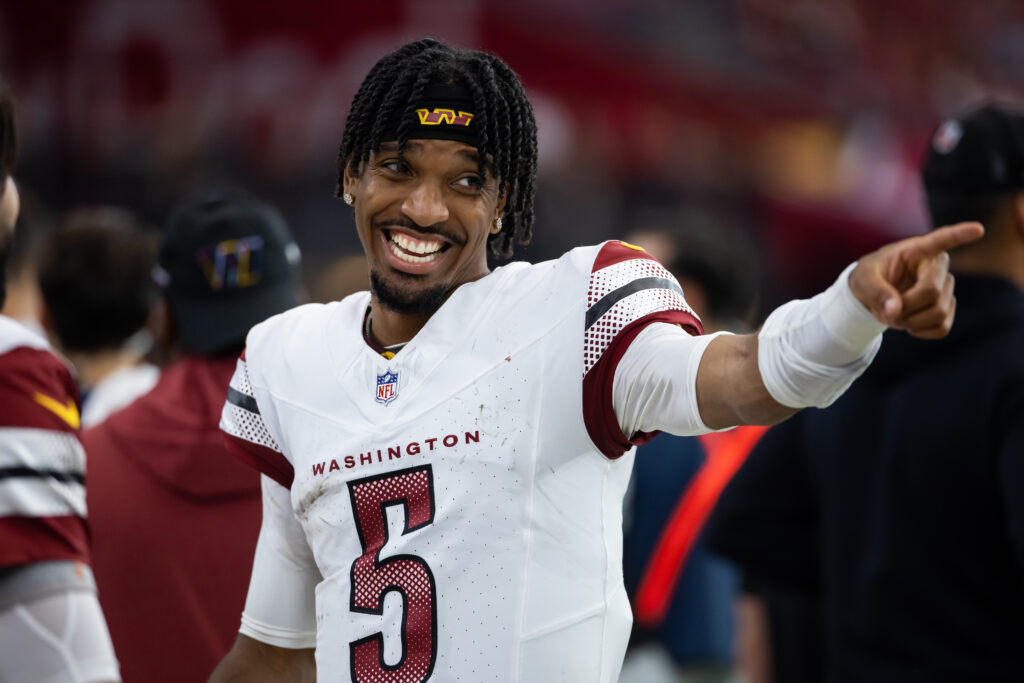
[454,175,484,191]
[381,159,410,175]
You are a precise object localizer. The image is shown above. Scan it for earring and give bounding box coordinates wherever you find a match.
[343,193,354,206]
[494,216,503,230]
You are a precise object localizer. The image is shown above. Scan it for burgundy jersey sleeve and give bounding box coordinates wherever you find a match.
[0,338,91,568]
[581,241,703,458]
[0,346,82,432]
[220,350,295,489]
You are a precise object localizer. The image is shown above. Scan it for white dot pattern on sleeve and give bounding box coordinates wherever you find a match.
[226,403,282,451]
[224,359,282,452]
[583,258,694,377]
[233,358,255,396]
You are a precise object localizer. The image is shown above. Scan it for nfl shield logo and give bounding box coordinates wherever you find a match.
[376,369,399,405]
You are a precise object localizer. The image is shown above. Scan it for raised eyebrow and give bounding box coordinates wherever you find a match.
[406,144,479,167]
[376,142,403,154]
[377,143,486,174]
[456,149,481,165]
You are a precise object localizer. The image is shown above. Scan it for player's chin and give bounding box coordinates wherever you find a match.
[370,270,451,315]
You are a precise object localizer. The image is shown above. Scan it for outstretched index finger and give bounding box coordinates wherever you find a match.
[913,222,984,258]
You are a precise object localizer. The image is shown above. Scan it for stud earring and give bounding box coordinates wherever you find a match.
[494,216,503,230]
[343,193,354,206]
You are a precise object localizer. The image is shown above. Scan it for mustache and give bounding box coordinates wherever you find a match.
[372,215,466,247]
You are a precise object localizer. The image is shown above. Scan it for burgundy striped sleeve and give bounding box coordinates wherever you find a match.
[219,353,294,489]
[581,241,703,459]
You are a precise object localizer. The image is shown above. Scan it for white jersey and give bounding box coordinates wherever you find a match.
[221,242,702,682]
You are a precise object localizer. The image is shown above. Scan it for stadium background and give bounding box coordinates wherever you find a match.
[1,0,1021,310]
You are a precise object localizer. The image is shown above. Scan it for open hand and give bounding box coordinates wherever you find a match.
[849,222,984,338]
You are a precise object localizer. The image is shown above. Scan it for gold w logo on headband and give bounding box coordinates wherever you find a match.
[416,108,474,126]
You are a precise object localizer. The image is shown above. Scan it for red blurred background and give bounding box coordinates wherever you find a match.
[2,0,1022,309]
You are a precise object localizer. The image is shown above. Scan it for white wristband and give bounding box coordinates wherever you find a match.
[758,263,886,409]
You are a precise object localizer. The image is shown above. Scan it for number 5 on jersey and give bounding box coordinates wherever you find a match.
[348,465,438,682]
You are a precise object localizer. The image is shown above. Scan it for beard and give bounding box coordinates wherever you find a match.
[370,270,451,316]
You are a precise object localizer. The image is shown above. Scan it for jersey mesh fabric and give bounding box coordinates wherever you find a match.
[583,249,696,377]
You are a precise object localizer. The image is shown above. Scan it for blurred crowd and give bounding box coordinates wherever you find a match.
[1,1,1023,682]
[3,0,1024,303]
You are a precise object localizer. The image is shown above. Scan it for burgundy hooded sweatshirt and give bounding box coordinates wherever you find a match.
[83,355,261,683]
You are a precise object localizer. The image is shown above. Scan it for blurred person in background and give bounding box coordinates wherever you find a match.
[705,418,824,683]
[0,200,43,335]
[0,76,121,683]
[84,189,301,683]
[36,207,160,427]
[707,104,1024,683]
[619,218,762,683]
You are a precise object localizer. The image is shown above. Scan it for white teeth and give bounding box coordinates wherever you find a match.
[391,232,443,255]
[389,239,441,264]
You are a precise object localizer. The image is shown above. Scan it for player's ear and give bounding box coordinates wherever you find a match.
[490,184,509,236]
[341,159,362,200]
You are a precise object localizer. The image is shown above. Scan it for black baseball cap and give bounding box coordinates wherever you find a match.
[923,104,1024,225]
[157,189,301,354]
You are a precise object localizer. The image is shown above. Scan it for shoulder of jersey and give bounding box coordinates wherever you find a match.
[0,316,81,430]
[531,241,667,296]
[491,243,609,297]
[550,241,657,278]
[0,315,52,355]
[590,239,659,269]
[476,243,660,323]
[243,298,364,385]
[0,316,73,381]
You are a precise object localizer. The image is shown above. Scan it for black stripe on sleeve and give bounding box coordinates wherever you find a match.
[227,387,261,415]
[585,277,684,330]
[0,467,85,485]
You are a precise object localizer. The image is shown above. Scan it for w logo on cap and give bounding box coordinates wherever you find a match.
[196,236,265,290]
[416,108,474,126]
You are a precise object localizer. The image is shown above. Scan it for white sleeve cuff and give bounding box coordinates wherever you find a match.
[758,262,885,409]
[613,323,732,437]
[239,613,317,650]
[820,263,888,355]
[238,476,320,648]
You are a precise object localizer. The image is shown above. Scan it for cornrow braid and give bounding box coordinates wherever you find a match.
[395,69,438,156]
[493,61,537,245]
[337,39,538,259]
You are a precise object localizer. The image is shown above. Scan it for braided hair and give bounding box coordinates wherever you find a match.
[337,39,538,259]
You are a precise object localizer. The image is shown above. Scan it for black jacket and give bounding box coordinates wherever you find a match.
[707,274,1024,683]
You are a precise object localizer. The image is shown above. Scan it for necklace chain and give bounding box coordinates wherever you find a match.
[363,308,407,354]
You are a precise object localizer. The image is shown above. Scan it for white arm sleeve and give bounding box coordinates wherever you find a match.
[239,475,320,649]
[613,323,730,438]
[757,263,887,409]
